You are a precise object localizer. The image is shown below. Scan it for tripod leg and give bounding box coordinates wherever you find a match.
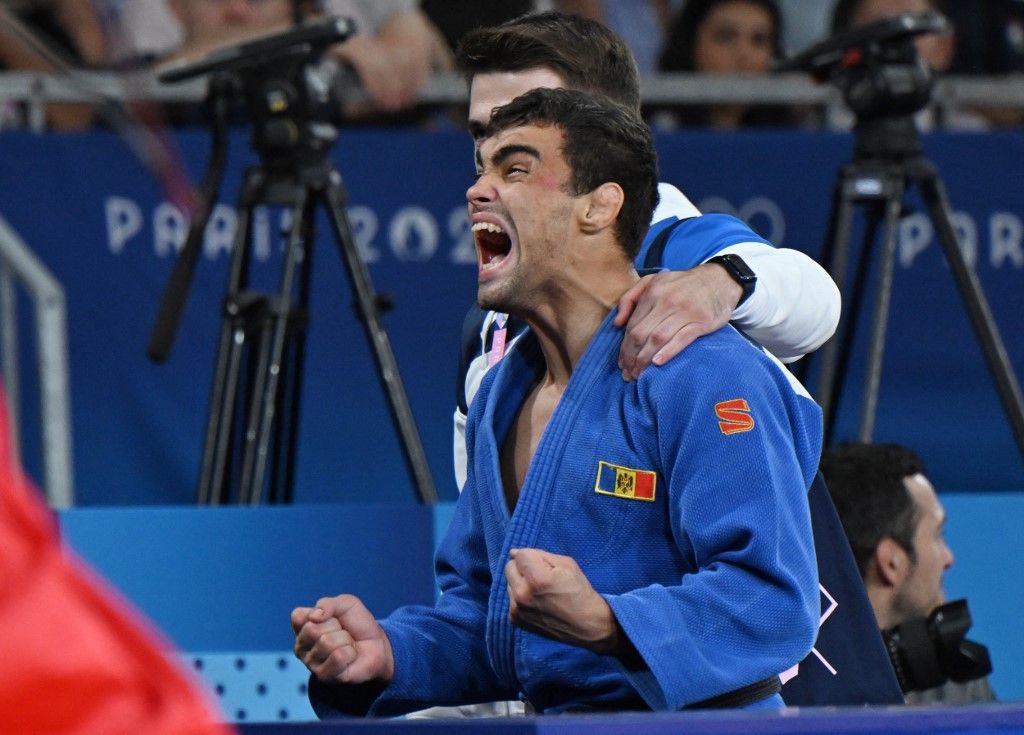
[857,187,904,442]
[823,205,884,445]
[321,174,438,504]
[918,169,1024,458]
[197,170,258,505]
[237,189,314,505]
[814,169,860,433]
[271,200,315,505]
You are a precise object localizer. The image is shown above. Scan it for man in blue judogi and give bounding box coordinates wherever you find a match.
[292,88,821,716]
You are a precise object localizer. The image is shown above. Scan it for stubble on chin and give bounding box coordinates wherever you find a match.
[477,290,508,314]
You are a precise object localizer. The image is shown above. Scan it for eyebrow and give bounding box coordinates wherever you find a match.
[477,142,541,172]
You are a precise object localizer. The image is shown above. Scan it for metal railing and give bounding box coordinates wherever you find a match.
[2,70,1024,132]
[0,215,73,507]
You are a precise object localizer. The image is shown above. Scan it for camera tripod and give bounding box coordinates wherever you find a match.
[148,67,437,505]
[807,115,1024,456]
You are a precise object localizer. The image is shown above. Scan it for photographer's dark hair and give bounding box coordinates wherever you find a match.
[456,12,642,113]
[485,88,658,260]
[820,442,927,578]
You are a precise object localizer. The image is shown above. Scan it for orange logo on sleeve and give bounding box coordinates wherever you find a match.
[715,398,755,435]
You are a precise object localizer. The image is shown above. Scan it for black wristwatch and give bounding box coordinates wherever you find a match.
[708,254,757,307]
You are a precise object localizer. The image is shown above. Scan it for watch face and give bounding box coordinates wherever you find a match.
[711,255,756,306]
[725,255,756,281]
[713,255,756,282]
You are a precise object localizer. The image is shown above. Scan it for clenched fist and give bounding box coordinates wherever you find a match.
[291,594,394,685]
[505,548,626,656]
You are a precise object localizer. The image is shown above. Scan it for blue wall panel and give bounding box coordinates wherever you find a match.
[58,503,436,651]
[2,128,1023,506]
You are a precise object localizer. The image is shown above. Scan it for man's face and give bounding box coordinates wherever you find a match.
[170,0,293,49]
[465,122,577,314]
[467,68,568,142]
[891,473,955,623]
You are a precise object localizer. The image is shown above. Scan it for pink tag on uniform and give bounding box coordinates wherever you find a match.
[487,326,507,367]
[487,314,508,367]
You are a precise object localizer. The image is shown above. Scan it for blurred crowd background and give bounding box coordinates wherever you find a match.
[1,0,1023,133]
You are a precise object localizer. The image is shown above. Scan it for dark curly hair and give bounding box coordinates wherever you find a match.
[485,88,659,260]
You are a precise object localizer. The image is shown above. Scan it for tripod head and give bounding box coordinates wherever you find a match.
[778,12,948,160]
[158,16,355,170]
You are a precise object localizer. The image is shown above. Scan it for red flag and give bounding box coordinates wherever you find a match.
[0,385,234,735]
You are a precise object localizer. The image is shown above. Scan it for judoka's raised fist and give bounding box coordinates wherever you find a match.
[505,547,622,655]
[291,594,394,685]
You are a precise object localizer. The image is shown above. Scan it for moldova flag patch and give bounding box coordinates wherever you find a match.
[595,461,656,501]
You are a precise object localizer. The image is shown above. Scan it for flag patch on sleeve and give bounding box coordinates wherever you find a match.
[595,461,656,501]
[715,398,755,435]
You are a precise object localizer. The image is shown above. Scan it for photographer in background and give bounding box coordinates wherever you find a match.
[821,443,996,705]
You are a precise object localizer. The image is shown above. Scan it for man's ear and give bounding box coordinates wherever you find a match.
[578,182,624,235]
[874,537,910,588]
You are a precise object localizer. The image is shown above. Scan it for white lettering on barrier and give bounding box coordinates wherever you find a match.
[103,197,1023,273]
[697,196,736,216]
[389,206,438,262]
[154,201,186,257]
[696,196,786,245]
[901,212,933,268]
[347,205,380,263]
[253,206,271,262]
[737,196,786,246]
[952,211,978,268]
[899,210,978,268]
[105,196,143,253]
[448,207,476,264]
[203,204,237,260]
[991,212,1024,268]
[898,213,931,267]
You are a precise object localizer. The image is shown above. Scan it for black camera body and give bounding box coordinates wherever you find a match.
[882,598,993,693]
[158,16,355,165]
[778,12,946,121]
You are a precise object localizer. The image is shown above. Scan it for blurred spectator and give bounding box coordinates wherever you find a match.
[422,0,534,53]
[162,0,298,62]
[945,0,1024,75]
[99,0,183,68]
[828,0,989,130]
[775,0,833,55]
[820,443,997,705]
[101,0,451,118]
[96,0,300,68]
[942,0,1024,127]
[0,0,107,129]
[426,1,690,65]
[591,0,680,72]
[320,0,452,114]
[656,0,803,129]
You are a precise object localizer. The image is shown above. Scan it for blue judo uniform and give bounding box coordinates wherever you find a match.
[313,313,822,717]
